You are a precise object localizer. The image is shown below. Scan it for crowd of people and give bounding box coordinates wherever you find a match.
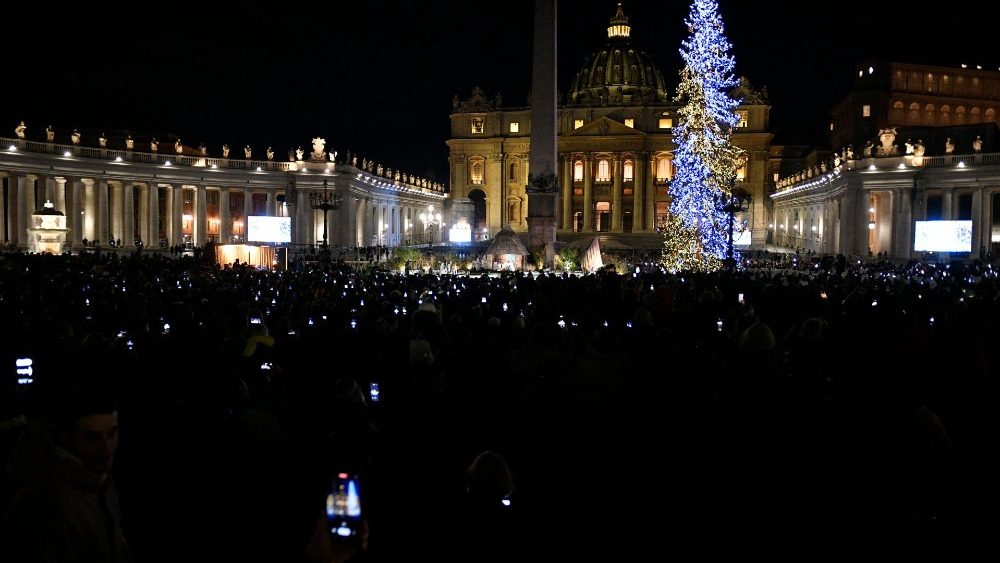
[1,248,999,560]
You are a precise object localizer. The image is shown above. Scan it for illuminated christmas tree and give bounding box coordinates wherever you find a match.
[663,0,744,272]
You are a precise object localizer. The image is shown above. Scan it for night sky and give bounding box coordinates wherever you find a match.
[6,1,997,183]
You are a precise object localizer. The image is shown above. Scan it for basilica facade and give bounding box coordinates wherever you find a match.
[447,4,774,246]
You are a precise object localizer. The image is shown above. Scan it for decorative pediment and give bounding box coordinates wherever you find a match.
[453,87,494,113]
[729,76,768,105]
[565,116,645,137]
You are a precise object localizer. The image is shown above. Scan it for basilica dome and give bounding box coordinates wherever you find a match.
[568,3,669,107]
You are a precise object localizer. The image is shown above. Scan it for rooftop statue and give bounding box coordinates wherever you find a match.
[311,137,326,160]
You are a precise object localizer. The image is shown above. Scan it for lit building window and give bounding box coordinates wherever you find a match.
[736,163,747,181]
[736,110,748,128]
[574,119,584,129]
[656,157,671,181]
[624,118,635,128]
[509,122,519,133]
[658,112,673,129]
[655,202,669,229]
[574,160,584,181]
[830,122,835,131]
[470,159,484,185]
[597,159,610,182]
[773,172,780,183]
[624,160,634,181]
[471,117,484,134]
[862,104,871,117]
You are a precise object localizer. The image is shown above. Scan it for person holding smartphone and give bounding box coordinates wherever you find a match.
[304,475,368,563]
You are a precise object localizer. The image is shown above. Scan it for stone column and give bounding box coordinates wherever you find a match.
[53,177,66,213]
[612,154,623,232]
[942,186,954,220]
[582,156,593,231]
[195,185,207,246]
[82,179,95,242]
[123,182,135,248]
[633,153,645,231]
[220,187,231,243]
[972,188,984,257]
[17,176,31,247]
[5,175,18,243]
[170,185,183,246]
[243,188,253,240]
[894,188,912,258]
[0,176,6,244]
[110,183,123,243]
[266,190,275,217]
[24,177,38,221]
[148,183,160,246]
[561,155,572,229]
[645,155,656,231]
[97,180,110,245]
[342,193,355,248]
[138,185,149,246]
[67,178,81,248]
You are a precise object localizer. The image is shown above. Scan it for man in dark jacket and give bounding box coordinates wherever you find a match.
[0,387,132,563]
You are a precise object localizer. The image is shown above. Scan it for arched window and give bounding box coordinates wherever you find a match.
[623,159,634,181]
[908,103,921,124]
[509,158,519,181]
[596,159,610,182]
[924,104,936,126]
[469,158,485,185]
[986,108,997,122]
[656,157,671,182]
[971,107,982,123]
[891,100,905,122]
[939,105,951,126]
[956,106,967,125]
[574,160,584,182]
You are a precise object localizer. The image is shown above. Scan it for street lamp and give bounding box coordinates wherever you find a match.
[419,204,442,246]
[723,187,752,270]
[309,178,342,248]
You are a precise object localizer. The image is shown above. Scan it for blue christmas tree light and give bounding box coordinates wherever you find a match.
[663,0,744,272]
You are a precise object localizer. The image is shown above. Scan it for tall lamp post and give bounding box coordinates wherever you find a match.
[723,187,752,270]
[309,178,343,249]
[419,204,442,246]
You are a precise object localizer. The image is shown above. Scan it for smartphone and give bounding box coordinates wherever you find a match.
[369,382,380,403]
[738,293,744,304]
[250,317,262,325]
[260,362,273,370]
[15,358,33,386]
[326,473,362,540]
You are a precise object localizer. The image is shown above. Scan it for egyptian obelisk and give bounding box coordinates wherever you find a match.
[526,0,558,269]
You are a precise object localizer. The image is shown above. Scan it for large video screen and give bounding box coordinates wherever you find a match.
[247,216,291,243]
[914,220,972,252]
